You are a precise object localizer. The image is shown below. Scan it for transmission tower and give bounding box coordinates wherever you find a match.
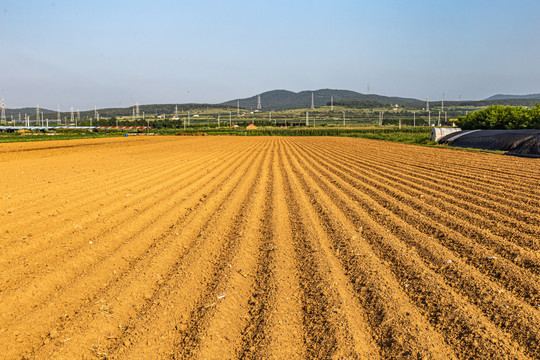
[57,105,61,124]
[70,107,74,124]
[257,95,262,110]
[311,93,314,109]
[237,100,240,115]
[331,96,334,111]
[442,93,445,111]
[132,107,135,121]
[136,101,140,119]
[175,105,178,118]
[426,96,430,111]
[77,109,80,122]
[36,104,40,125]
[1,98,6,124]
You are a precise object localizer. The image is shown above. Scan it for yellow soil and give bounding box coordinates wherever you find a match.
[0,136,539,359]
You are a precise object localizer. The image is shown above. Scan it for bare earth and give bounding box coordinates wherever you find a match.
[1,136,539,359]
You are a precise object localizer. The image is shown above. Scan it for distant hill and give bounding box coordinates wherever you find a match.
[3,107,55,118]
[83,103,229,118]
[2,104,229,120]
[221,89,422,111]
[485,94,540,101]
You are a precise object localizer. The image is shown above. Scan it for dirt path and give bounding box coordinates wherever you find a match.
[0,136,538,359]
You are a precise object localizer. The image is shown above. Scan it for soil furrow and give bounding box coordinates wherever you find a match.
[284,138,530,359]
[287,138,540,358]
[1,139,266,358]
[0,145,245,288]
[172,142,272,358]
[309,138,540,221]
[2,136,538,359]
[102,141,271,359]
[293,139,540,302]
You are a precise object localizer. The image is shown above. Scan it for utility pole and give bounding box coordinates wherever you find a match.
[343,111,345,126]
[413,111,416,127]
[57,105,61,124]
[311,92,314,109]
[0,98,5,125]
[438,111,441,126]
[306,111,309,126]
[237,100,240,115]
[71,107,74,125]
[269,111,272,123]
[188,111,190,126]
[36,104,40,126]
[257,95,261,110]
[229,111,232,127]
[331,96,334,111]
[217,114,220,127]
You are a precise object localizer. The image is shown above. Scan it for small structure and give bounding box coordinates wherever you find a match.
[246,124,258,130]
[430,127,461,142]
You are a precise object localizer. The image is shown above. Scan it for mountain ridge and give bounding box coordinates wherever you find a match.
[221,89,422,111]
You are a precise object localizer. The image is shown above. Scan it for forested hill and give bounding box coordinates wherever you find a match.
[3,104,229,119]
[221,89,422,111]
[3,107,55,117]
[485,93,540,101]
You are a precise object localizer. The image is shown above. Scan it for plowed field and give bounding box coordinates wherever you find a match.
[1,136,539,359]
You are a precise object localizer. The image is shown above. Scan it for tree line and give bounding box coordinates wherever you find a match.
[457,105,540,129]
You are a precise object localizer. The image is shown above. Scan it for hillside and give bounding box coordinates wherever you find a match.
[221,89,422,111]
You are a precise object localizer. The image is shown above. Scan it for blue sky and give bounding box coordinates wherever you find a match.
[1,0,539,109]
